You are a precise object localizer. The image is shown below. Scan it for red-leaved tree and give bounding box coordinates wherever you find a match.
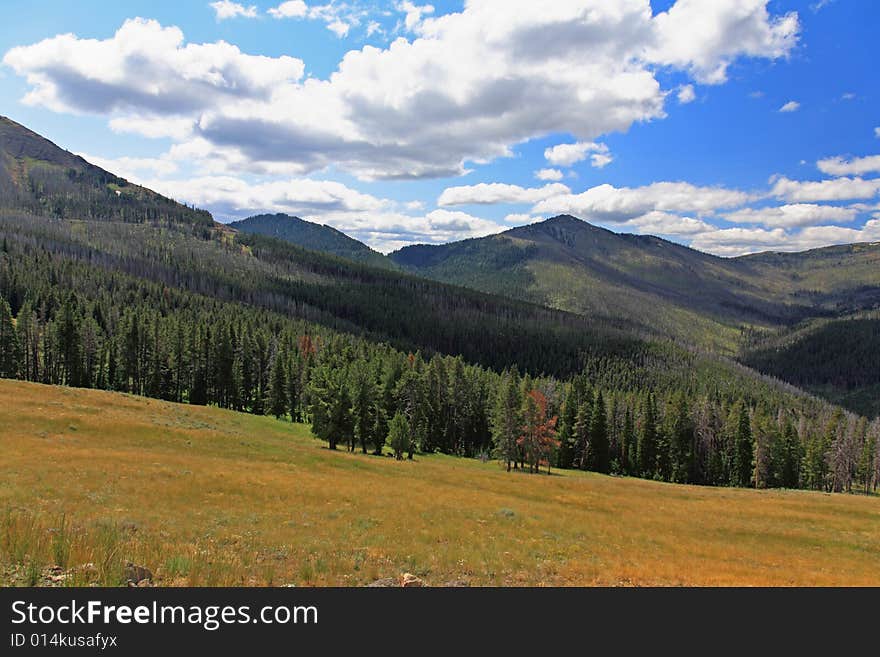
[518,389,559,474]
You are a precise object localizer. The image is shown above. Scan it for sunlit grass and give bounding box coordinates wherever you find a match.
[1,379,879,586]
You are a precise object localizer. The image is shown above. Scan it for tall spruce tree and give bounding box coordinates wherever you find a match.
[588,389,609,474]
[0,298,19,378]
[732,401,754,488]
[637,394,658,478]
[491,370,522,472]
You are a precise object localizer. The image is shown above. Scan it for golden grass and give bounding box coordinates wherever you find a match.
[1,379,879,586]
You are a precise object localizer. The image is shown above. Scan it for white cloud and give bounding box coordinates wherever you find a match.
[535,168,564,181]
[689,219,880,257]
[875,127,880,138]
[816,154,880,177]
[646,0,799,84]
[210,1,258,20]
[677,84,696,104]
[502,213,542,225]
[438,182,570,206]
[533,181,750,223]
[146,175,387,217]
[268,2,373,38]
[326,19,351,38]
[624,211,711,236]
[77,152,179,180]
[690,226,789,256]
[397,2,435,32]
[267,1,308,19]
[2,18,304,114]
[779,100,800,113]
[545,141,611,168]
[770,176,880,202]
[724,203,858,228]
[4,2,800,181]
[108,116,194,140]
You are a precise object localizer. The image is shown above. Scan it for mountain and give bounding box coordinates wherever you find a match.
[0,115,213,228]
[389,214,880,412]
[390,215,880,348]
[229,213,395,269]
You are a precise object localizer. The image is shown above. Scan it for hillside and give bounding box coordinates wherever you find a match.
[741,312,880,417]
[391,215,880,345]
[0,115,213,228]
[229,213,394,270]
[2,380,879,587]
[389,215,880,409]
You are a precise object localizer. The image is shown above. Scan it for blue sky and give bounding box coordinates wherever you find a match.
[1,0,878,254]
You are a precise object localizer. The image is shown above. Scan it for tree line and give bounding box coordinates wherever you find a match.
[1,288,877,493]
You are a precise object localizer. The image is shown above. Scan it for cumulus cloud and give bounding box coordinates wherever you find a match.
[677,84,696,104]
[438,182,570,207]
[770,176,880,202]
[724,203,858,228]
[146,175,387,218]
[875,127,880,138]
[78,152,179,180]
[503,213,543,225]
[544,141,611,168]
[646,0,799,84]
[2,18,304,115]
[532,181,750,223]
[816,153,880,177]
[3,2,800,181]
[210,1,258,20]
[267,1,308,19]
[397,2,435,32]
[268,1,374,38]
[624,211,711,236]
[535,168,564,181]
[690,226,790,256]
[779,100,800,112]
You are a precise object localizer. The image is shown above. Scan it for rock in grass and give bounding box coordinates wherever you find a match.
[366,577,398,587]
[400,573,424,587]
[124,562,153,585]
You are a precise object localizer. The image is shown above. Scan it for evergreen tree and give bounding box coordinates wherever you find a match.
[620,406,636,476]
[637,394,658,478]
[588,390,609,474]
[268,348,288,420]
[388,411,410,460]
[732,401,754,488]
[491,370,522,472]
[667,392,694,484]
[0,297,19,378]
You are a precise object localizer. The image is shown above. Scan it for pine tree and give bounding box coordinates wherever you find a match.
[588,389,609,474]
[388,411,410,460]
[667,392,694,484]
[620,407,636,476]
[732,401,753,488]
[637,394,658,478]
[268,348,288,420]
[491,370,522,472]
[0,297,20,378]
[573,400,591,470]
[556,384,578,469]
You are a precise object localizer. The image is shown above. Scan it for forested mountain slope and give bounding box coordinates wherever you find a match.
[390,215,880,349]
[0,116,213,228]
[229,213,394,270]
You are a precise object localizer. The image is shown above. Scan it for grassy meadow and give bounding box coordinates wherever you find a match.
[1,378,879,587]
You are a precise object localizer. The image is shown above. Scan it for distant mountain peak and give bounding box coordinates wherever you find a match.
[228,213,395,269]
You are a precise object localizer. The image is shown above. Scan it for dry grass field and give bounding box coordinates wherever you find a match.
[1,379,879,586]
